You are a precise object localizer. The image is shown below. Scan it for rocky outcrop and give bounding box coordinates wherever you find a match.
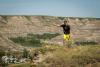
[70,18,100,43]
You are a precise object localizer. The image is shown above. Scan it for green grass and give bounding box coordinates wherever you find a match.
[8,63,31,67]
[30,33,60,40]
[9,33,60,47]
[9,36,41,47]
[27,33,60,41]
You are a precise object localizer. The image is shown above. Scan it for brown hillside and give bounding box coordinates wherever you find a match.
[0,16,100,50]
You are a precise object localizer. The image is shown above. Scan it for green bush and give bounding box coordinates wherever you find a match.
[95,18,100,20]
[28,33,60,40]
[22,49,29,58]
[38,33,60,40]
[9,33,60,47]
[9,36,41,47]
[10,37,25,43]
[24,16,31,21]
[2,16,8,22]
[58,17,65,20]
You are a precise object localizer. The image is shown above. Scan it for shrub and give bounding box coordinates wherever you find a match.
[9,36,41,47]
[0,51,6,66]
[27,33,60,40]
[2,16,8,22]
[58,17,65,20]
[24,16,31,21]
[10,37,25,43]
[37,33,60,40]
[10,33,60,47]
[22,49,29,58]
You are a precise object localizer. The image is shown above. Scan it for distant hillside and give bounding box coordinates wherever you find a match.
[0,16,100,51]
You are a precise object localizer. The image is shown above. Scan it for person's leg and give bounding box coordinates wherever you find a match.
[64,34,70,48]
[63,34,67,46]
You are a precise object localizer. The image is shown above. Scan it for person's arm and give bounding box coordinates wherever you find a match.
[53,24,61,27]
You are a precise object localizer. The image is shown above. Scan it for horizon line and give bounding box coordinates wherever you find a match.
[0,14,100,18]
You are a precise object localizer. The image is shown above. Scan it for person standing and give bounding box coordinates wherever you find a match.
[54,18,71,47]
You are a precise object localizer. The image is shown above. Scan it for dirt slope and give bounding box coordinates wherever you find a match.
[0,16,100,51]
